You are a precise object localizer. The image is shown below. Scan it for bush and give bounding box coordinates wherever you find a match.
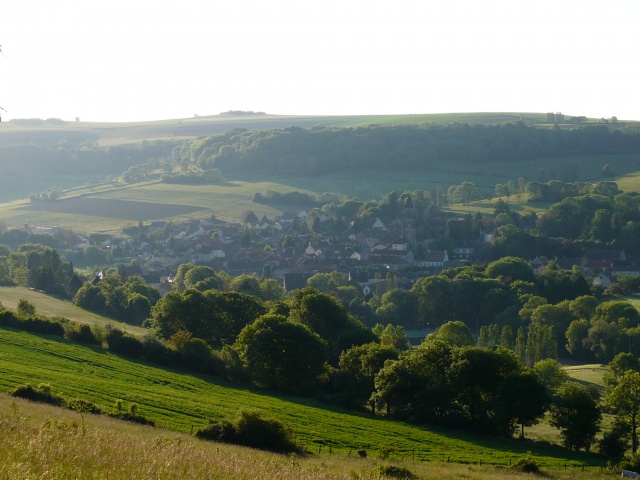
[619,452,640,472]
[10,383,66,407]
[196,410,297,453]
[511,455,541,474]
[65,323,100,345]
[234,410,297,452]
[374,464,416,479]
[67,398,102,414]
[108,411,155,426]
[195,419,237,442]
[598,422,629,458]
[21,317,65,337]
[105,327,144,358]
[141,334,180,367]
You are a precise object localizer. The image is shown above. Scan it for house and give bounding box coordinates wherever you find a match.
[415,250,449,268]
[392,239,408,251]
[592,271,612,289]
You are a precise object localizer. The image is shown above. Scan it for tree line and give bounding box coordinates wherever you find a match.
[173,123,640,176]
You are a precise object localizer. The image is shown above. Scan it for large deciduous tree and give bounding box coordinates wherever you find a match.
[234,314,327,391]
[606,371,640,453]
[550,382,601,452]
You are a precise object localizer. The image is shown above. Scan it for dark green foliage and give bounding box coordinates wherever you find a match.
[195,419,237,442]
[104,327,144,358]
[20,317,66,337]
[550,382,601,451]
[234,314,327,391]
[151,288,266,348]
[10,383,65,407]
[619,452,640,473]
[511,456,541,474]
[178,123,640,176]
[598,421,629,458]
[196,410,297,453]
[374,464,416,479]
[74,273,160,324]
[107,411,155,426]
[67,398,102,414]
[140,333,180,367]
[64,323,100,345]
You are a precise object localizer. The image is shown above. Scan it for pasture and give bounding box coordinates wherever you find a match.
[0,286,146,335]
[0,327,605,468]
[0,396,612,480]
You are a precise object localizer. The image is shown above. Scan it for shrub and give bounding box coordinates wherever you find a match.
[619,452,640,472]
[141,334,180,367]
[234,410,297,452]
[196,410,297,453]
[108,411,155,426]
[598,421,629,458]
[105,327,144,358]
[195,419,237,442]
[21,317,65,337]
[511,455,541,474]
[374,464,416,479]
[65,323,100,345]
[10,383,66,407]
[67,398,102,414]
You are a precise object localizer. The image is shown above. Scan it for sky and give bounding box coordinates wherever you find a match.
[1,0,638,122]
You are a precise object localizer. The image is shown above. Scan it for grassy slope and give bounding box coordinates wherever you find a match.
[0,396,611,480]
[0,327,604,468]
[0,286,146,335]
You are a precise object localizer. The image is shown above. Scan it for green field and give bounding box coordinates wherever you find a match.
[1,151,639,233]
[0,327,604,467]
[0,396,612,480]
[0,287,146,335]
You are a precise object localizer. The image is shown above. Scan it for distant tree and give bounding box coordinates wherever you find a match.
[234,314,327,391]
[550,382,601,451]
[496,369,549,439]
[427,321,474,348]
[16,299,36,317]
[533,358,570,393]
[606,371,640,453]
[372,323,410,350]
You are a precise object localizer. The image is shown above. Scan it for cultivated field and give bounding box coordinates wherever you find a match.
[0,327,605,468]
[1,151,639,233]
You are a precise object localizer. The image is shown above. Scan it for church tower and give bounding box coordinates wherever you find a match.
[402,195,417,251]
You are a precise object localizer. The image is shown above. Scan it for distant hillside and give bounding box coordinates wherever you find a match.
[178,123,640,176]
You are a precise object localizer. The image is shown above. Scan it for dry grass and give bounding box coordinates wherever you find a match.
[0,395,615,480]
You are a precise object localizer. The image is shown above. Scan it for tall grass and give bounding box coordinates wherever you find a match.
[0,327,607,468]
[0,395,614,480]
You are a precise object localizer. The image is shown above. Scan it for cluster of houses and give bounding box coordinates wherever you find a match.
[23,197,639,298]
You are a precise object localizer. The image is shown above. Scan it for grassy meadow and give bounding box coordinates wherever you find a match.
[0,286,146,335]
[0,327,607,469]
[0,396,614,480]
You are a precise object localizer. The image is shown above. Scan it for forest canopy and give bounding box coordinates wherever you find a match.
[176,123,640,175]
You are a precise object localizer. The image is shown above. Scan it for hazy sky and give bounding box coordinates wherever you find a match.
[1,0,638,122]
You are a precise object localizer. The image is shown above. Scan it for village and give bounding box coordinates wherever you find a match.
[20,193,640,301]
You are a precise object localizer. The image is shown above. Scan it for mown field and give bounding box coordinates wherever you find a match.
[0,327,606,468]
[0,286,146,335]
